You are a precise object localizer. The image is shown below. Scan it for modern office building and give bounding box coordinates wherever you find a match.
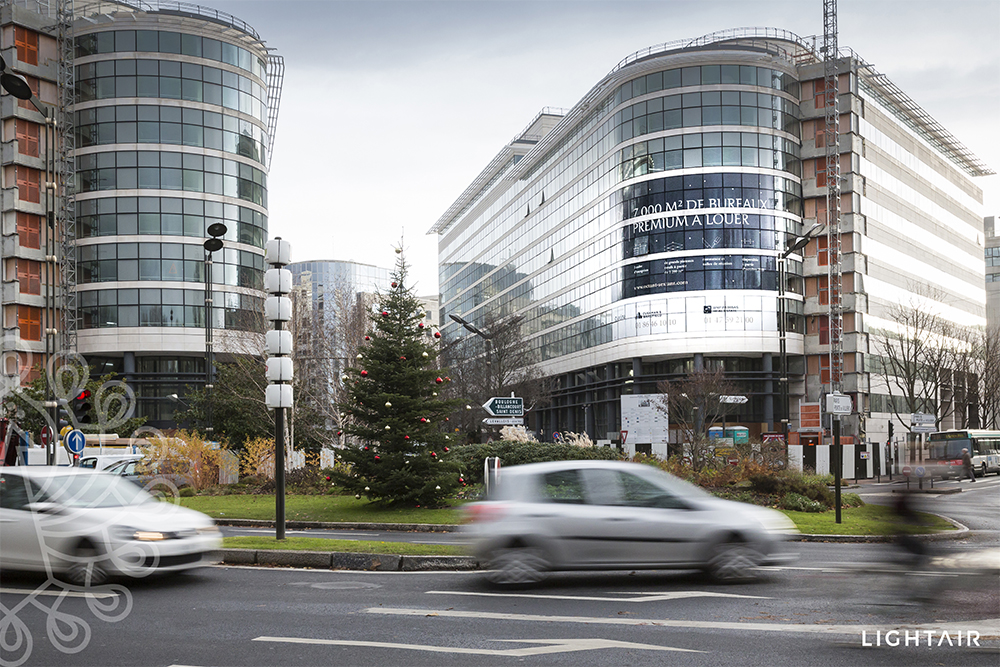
[1,0,282,430]
[432,28,992,474]
[986,216,1000,331]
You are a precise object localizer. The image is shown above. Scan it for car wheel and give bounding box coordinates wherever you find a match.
[707,540,760,583]
[63,542,108,587]
[485,545,549,586]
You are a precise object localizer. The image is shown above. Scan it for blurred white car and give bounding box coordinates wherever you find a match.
[78,454,141,472]
[463,460,797,585]
[0,467,221,586]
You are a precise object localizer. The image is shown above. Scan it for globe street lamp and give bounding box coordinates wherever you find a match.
[204,222,227,437]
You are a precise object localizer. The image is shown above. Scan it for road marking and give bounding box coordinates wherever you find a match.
[253,636,700,656]
[366,607,1000,638]
[0,587,118,599]
[426,590,770,602]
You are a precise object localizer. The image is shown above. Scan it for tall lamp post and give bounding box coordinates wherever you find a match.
[778,223,823,456]
[449,314,494,440]
[264,238,293,540]
[203,223,227,438]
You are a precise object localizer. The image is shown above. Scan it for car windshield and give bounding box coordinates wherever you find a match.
[34,473,154,508]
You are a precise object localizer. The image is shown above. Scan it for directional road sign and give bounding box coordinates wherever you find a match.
[483,417,523,426]
[825,393,852,415]
[719,395,748,404]
[482,397,524,417]
[911,424,936,433]
[64,429,86,455]
[910,412,935,425]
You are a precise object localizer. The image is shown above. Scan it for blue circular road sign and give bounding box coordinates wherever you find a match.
[915,466,926,478]
[65,429,86,454]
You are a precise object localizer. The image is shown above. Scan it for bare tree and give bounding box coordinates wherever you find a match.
[288,276,373,446]
[441,313,551,439]
[870,289,976,434]
[656,369,742,470]
[978,325,1000,429]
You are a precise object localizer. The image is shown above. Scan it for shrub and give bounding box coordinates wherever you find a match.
[137,430,224,491]
[840,492,865,508]
[748,470,835,508]
[179,486,196,498]
[449,440,623,484]
[779,492,826,513]
[240,437,275,479]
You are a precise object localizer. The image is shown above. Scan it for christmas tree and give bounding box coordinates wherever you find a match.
[333,249,463,506]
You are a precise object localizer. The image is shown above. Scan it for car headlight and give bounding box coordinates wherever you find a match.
[133,530,168,541]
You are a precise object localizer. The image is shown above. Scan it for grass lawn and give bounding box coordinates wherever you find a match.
[222,536,467,556]
[184,493,954,538]
[180,493,464,525]
[780,504,955,535]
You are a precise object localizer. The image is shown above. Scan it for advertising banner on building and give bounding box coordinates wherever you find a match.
[620,394,670,444]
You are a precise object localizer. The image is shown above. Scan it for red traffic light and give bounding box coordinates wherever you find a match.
[76,389,92,401]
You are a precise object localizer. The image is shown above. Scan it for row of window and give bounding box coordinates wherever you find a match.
[79,247,263,290]
[78,288,263,331]
[76,104,267,164]
[614,101,799,147]
[622,254,780,297]
[618,132,800,181]
[625,223,782,258]
[615,64,800,107]
[76,60,267,119]
[617,174,804,220]
[77,150,266,207]
[75,30,266,79]
[77,196,266,244]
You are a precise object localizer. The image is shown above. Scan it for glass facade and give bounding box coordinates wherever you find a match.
[436,42,812,441]
[72,15,273,428]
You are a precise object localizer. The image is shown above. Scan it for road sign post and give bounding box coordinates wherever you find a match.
[482,397,524,417]
[64,429,86,466]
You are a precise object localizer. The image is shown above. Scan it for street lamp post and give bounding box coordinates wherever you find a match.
[203,223,227,438]
[778,223,824,458]
[449,314,495,440]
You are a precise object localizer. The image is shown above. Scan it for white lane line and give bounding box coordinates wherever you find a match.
[253,636,701,656]
[426,590,770,602]
[367,608,1000,638]
[0,587,118,599]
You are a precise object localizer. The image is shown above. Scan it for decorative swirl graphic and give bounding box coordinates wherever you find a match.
[94,380,136,433]
[0,353,142,666]
[0,603,33,667]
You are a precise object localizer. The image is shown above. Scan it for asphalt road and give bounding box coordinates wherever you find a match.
[2,541,997,667]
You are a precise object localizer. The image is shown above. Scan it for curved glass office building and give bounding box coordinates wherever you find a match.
[70,2,281,427]
[433,29,991,465]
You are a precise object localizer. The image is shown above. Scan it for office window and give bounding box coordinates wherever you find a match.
[16,120,39,157]
[17,213,40,249]
[17,168,41,203]
[18,306,42,341]
[17,259,41,295]
[15,27,38,66]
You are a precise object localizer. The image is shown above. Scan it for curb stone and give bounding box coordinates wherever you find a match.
[212,548,477,571]
[216,519,457,532]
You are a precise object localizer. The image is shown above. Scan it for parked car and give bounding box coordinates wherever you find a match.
[462,460,798,585]
[0,466,220,585]
[103,456,190,494]
[78,453,141,472]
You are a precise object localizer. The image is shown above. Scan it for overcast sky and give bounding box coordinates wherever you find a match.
[213,0,1000,294]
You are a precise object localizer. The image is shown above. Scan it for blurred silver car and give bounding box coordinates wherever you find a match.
[0,467,221,586]
[462,460,798,585]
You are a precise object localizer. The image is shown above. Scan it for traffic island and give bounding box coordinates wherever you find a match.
[210,549,479,571]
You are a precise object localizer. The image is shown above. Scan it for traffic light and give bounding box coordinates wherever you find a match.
[888,421,894,442]
[71,389,93,425]
[57,399,71,430]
